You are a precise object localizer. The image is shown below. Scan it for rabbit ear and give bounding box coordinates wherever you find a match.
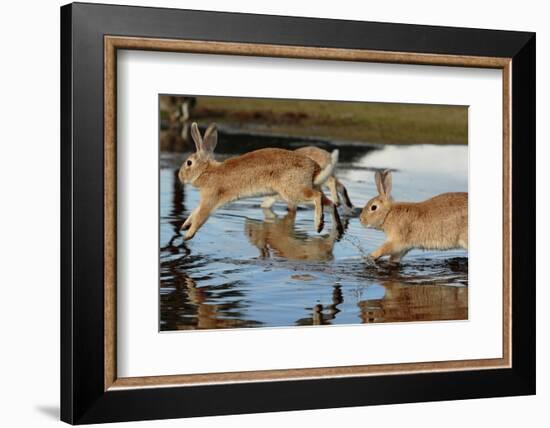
[375,171,385,196]
[382,170,392,198]
[202,123,218,154]
[190,122,203,152]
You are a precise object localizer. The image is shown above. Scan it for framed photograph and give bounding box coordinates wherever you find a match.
[61,2,535,424]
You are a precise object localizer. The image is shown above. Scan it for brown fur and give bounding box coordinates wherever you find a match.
[262,146,353,209]
[179,123,342,240]
[294,146,332,167]
[360,170,468,263]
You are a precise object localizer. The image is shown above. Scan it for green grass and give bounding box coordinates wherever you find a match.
[167,96,468,145]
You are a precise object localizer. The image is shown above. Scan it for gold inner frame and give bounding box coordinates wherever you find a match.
[104,35,512,391]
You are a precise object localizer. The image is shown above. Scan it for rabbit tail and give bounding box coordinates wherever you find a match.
[313,149,339,186]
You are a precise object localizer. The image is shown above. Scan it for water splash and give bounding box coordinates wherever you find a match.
[342,233,370,258]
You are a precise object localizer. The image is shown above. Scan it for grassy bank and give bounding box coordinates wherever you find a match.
[168,96,467,145]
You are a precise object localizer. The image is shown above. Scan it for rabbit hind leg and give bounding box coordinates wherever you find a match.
[305,189,325,233]
[336,178,353,209]
[326,176,340,206]
[280,187,324,233]
[322,194,344,236]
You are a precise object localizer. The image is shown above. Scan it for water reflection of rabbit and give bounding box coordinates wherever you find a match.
[294,285,344,326]
[181,276,227,330]
[178,123,343,240]
[312,285,344,325]
[360,170,468,264]
[244,208,347,261]
[358,280,467,323]
[172,275,255,330]
[262,146,353,210]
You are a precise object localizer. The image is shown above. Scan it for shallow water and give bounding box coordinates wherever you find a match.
[160,137,468,330]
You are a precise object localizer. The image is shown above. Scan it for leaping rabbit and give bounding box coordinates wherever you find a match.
[178,123,343,241]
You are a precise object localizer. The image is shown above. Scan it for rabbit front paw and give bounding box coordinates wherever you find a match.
[364,255,378,267]
[184,229,196,241]
[316,218,325,233]
[180,216,193,232]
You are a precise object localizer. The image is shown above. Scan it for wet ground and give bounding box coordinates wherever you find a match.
[160,132,468,330]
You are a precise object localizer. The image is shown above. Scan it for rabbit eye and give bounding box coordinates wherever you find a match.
[186,160,192,167]
[371,205,378,211]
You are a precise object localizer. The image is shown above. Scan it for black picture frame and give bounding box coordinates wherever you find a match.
[61,2,535,424]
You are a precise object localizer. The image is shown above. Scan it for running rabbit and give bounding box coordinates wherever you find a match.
[178,123,343,240]
[261,146,353,210]
[360,170,468,264]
